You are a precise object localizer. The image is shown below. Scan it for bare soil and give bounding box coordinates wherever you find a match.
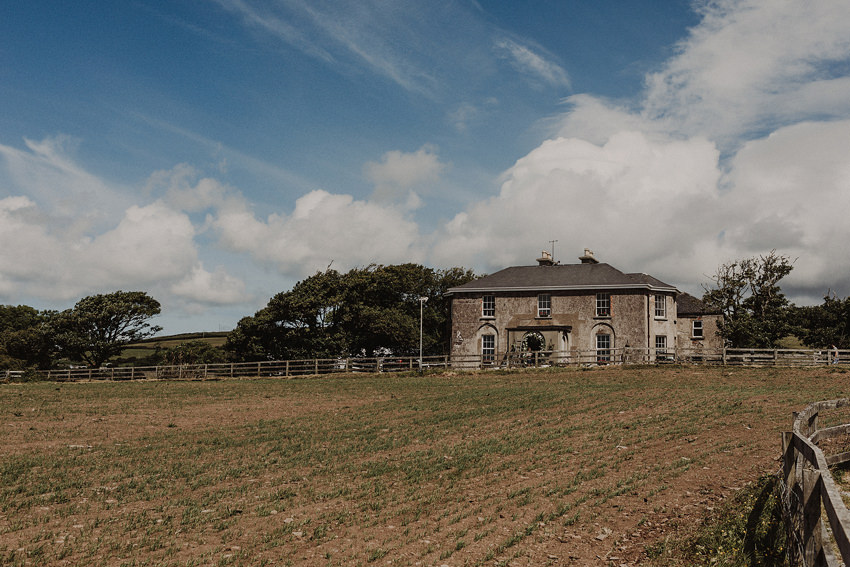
[1,365,849,566]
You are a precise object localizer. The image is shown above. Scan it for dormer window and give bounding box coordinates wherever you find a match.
[537,294,551,318]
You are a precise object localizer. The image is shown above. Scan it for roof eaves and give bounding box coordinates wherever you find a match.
[447,283,678,294]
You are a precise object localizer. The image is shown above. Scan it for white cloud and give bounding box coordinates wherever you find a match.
[364,146,446,203]
[0,144,249,312]
[213,189,423,276]
[170,263,249,305]
[642,0,850,146]
[431,131,723,280]
[0,135,133,235]
[718,119,850,295]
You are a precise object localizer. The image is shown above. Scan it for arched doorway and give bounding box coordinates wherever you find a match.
[522,331,546,352]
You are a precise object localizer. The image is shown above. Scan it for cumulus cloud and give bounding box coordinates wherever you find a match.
[0,143,247,310]
[364,145,446,203]
[213,189,423,276]
[431,131,723,279]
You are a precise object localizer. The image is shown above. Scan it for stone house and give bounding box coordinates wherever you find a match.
[674,292,723,354]
[447,249,722,364]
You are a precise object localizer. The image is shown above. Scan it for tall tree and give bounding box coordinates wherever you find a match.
[702,251,794,348]
[226,264,476,361]
[54,291,162,367]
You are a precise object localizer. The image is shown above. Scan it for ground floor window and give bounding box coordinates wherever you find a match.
[692,320,703,338]
[596,333,611,362]
[655,335,668,359]
[482,335,495,363]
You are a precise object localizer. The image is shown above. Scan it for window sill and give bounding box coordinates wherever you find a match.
[654,317,667,321]
[593,315,612,320]
[480,315,495,320]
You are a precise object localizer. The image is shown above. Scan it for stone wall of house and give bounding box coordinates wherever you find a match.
[450,290,678,359]
[676,313,724,353]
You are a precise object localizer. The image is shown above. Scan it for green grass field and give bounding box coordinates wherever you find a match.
[1,365,847,566]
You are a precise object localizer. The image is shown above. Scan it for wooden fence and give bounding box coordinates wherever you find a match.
[2,346,847,383]
[781,399,850,566]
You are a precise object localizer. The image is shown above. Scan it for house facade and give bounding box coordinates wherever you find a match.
[447,249,720,364]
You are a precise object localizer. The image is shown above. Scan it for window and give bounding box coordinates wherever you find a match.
[596,333,611,362]
[482,294,495,318]
[537,294,551,318]
[692,320,704,339]
[654,294,666,318]
[596,292,611,317]
[482,335,495,364]
[655,335,669,360]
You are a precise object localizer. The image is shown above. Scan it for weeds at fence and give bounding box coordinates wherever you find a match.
[645,474,788,566]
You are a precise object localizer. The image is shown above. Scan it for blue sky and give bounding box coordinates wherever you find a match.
[2,1,850,334]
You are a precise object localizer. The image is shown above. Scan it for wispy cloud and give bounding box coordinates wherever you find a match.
[212,0,335,62]
[495,37,570,89]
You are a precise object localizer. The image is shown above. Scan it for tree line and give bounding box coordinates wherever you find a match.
[0,264,476,371]
[2,255,848,371]
[702,250,850,349]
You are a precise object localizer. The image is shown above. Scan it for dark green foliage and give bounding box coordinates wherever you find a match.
[226,264,476,360]
[703,252,794,348]
[0,305,57,370]
[53,291,162,368]
[793,293,850,348]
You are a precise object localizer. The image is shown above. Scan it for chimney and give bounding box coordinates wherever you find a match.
[579,248,599,264]
[536,250,554,266]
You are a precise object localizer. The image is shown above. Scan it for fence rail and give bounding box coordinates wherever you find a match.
[781,399,850,566]
[1,346,847,383]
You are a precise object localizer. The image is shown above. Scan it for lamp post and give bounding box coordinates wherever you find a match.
[419,296,428,371]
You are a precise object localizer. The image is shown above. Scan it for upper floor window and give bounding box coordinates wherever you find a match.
[482,294,495,318]
[692,320,704,339]
[596,292,611,317]
[537,294,551,318]
[654,294,666,318]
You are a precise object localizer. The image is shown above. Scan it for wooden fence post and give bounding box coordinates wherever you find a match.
[803,467,824,566]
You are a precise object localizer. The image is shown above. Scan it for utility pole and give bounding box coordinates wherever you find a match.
[419,296,428,371]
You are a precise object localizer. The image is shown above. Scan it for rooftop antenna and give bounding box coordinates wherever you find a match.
[548,239,558,262]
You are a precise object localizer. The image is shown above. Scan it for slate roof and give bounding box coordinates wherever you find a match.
[447,263,678,294]
[676,292,720,316]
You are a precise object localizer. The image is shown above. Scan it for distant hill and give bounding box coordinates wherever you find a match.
[119,332,229,362]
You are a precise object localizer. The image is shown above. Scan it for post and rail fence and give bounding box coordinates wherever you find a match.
[1,346,847,383]
[781,399,850,566]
